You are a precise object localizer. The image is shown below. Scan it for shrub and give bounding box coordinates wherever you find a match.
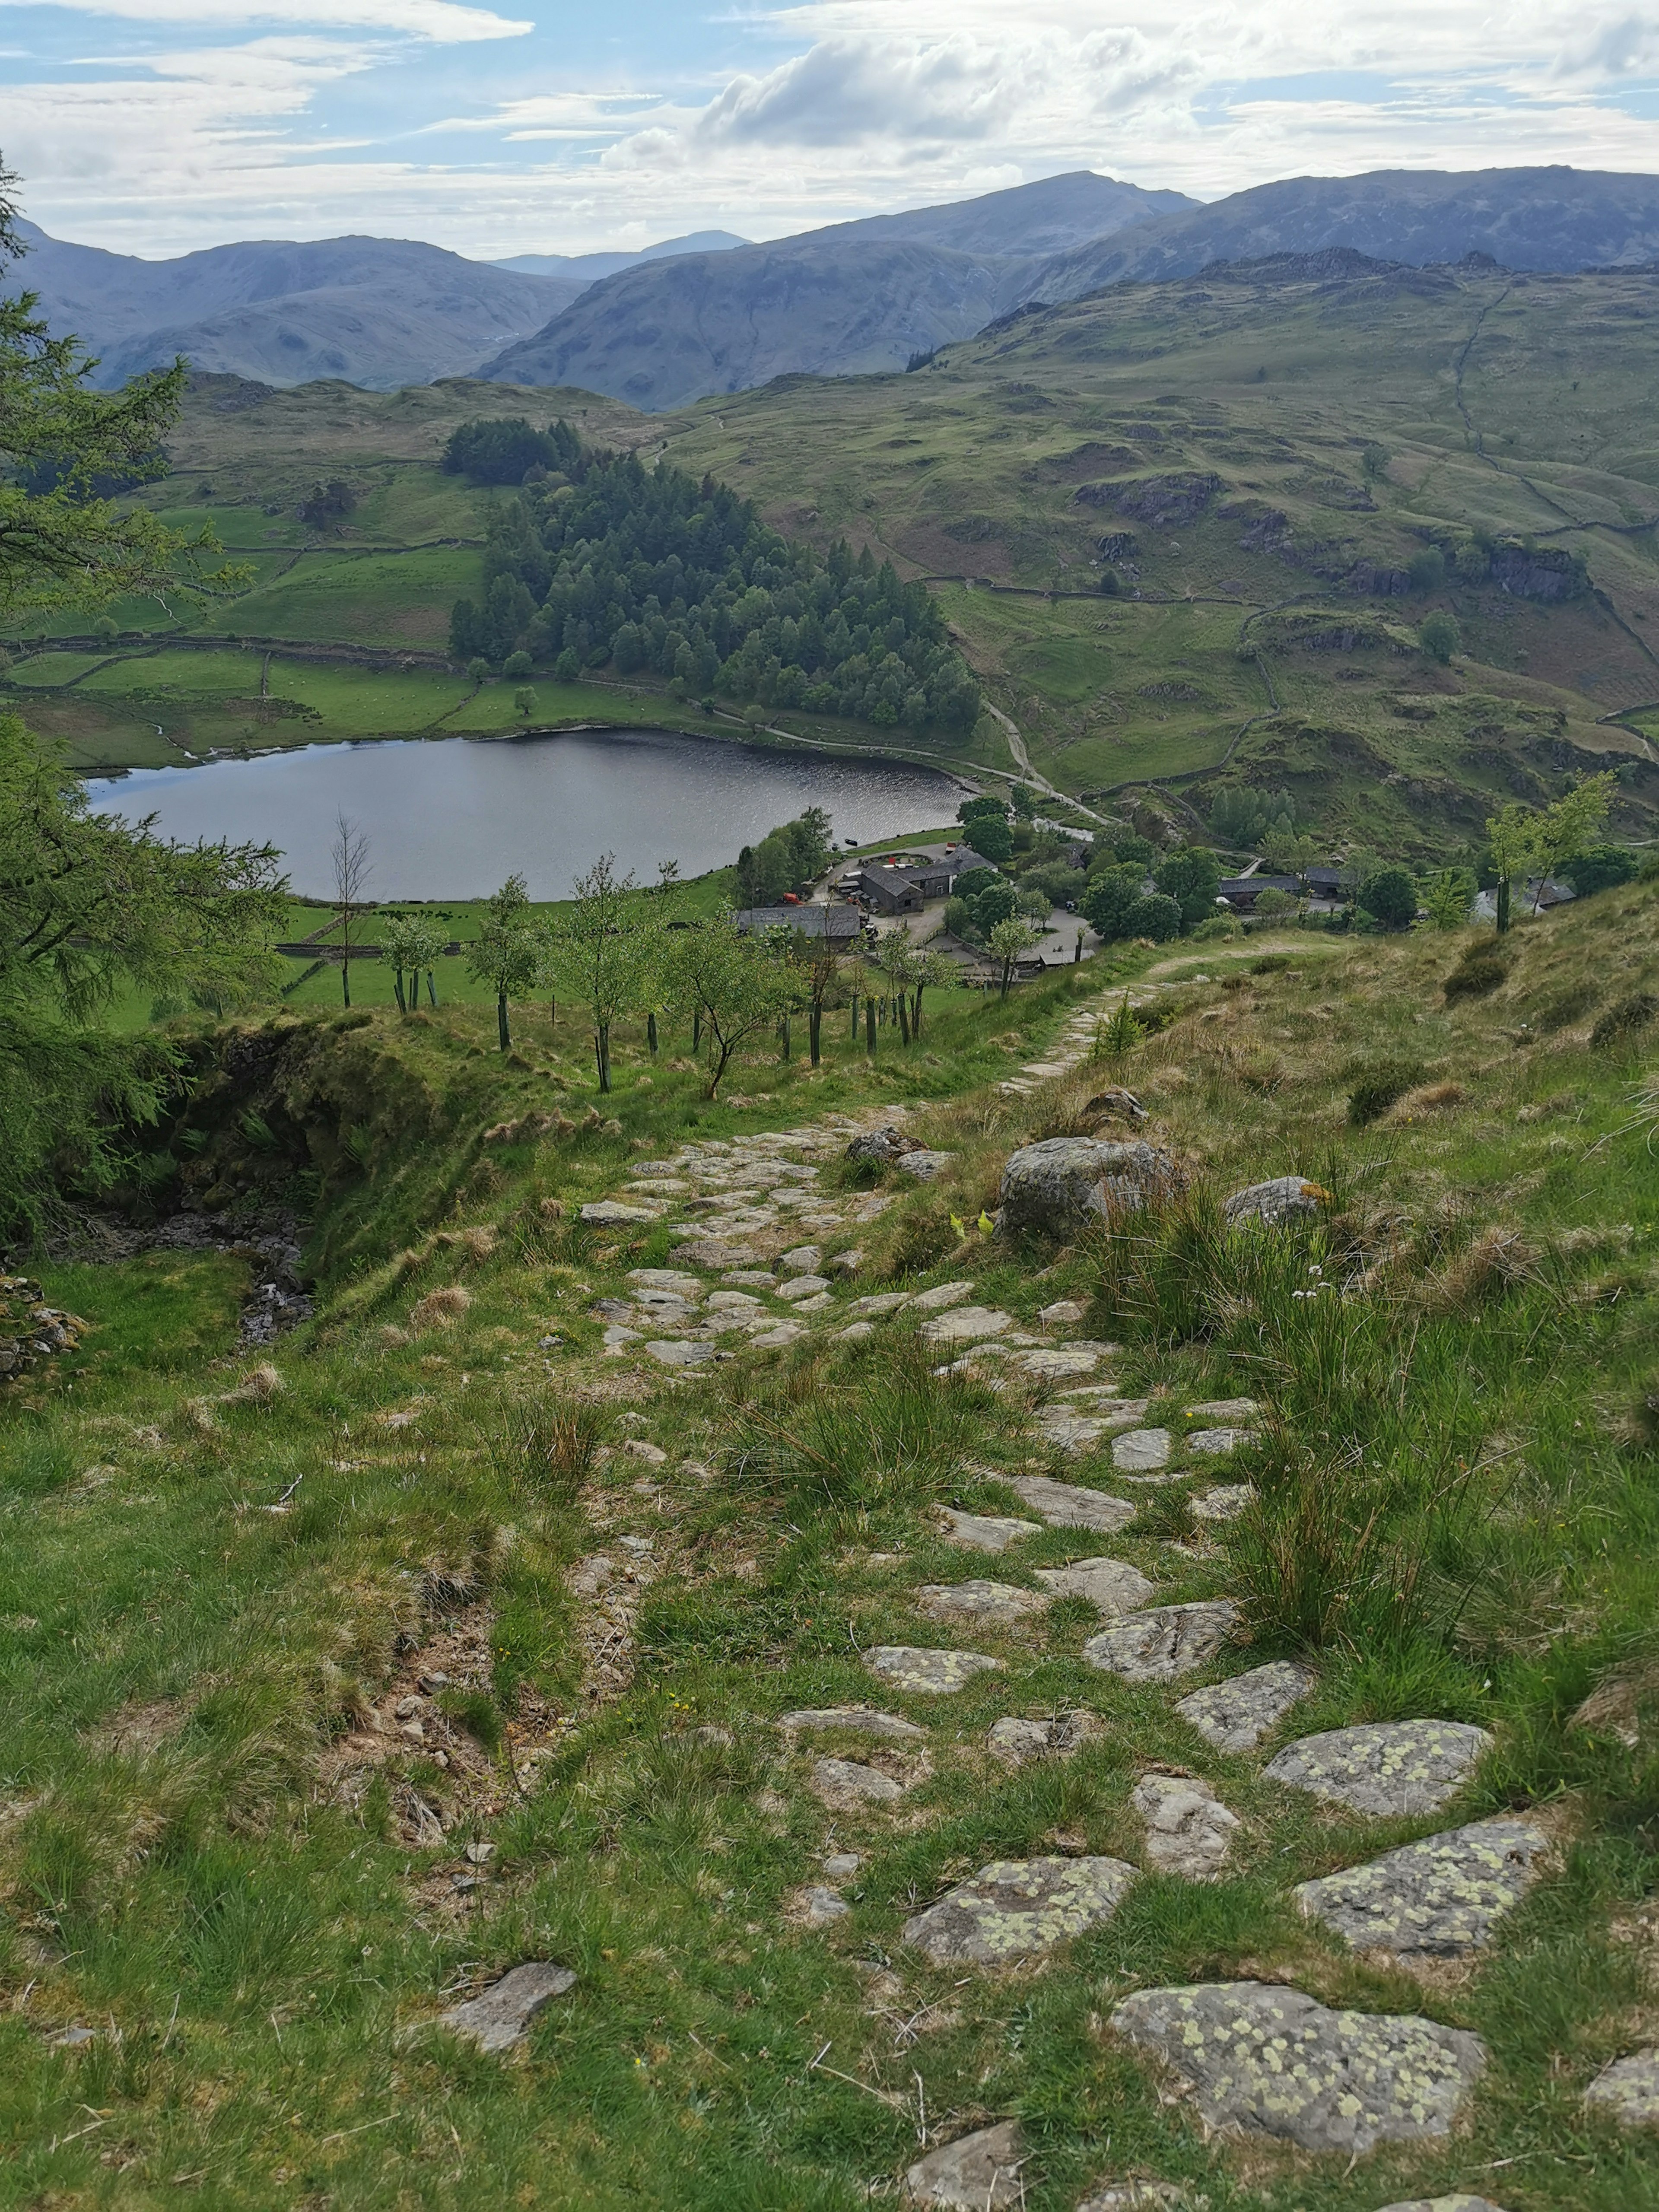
[1408,547,1448,591]
[502,649,533,678]
[1347,1058,1424,1125]
[1358,867,1418,928]
[1567,845,1639,899]
[1419,611,1460,664]
[1590,992,1659,1049]
[1443,952,1508,1002]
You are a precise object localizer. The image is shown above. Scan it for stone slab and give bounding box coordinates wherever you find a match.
[1010,1475,1136,1534]
[779,1246,823,1274]
[774,1274,832,1301]
[915,1579,1048,1626]
[580,1200,661,1224]
[1296,1818,1551,1957]
[849,1291,913,1316]
[748,1324,805,1350]
[864,1646,1001,1694]
[986,1712,1099,1767]
[896,1149,955,1180]
[909,1281,976,1311]
[670,1239,760,1269]
[1373,2198,1510,2212]
[1110,1981,1486,2154]
[1132,1774,1241,1881]
[1190,1485,1255,1525]
[1038,1299,1088,1327]
[1175,1661,1316,1752]
[904,2121,1024,2209]
[919,1305,1013,1345]
[645,1340,719,1368]
[1185,1397,1260,1421]
[1112,1427,1173,1473]
[905,1855,1137,1964]
[1187,1427,1252,1457]
[1083,1602,1239,1684]
[801,1884,850,1926]
[1584,2050,1659,2125]
[441,1962,577,2052]
[1264,1721,1492,1818]
[811,1756,904,1809]
[779,1707,927,1741]
[1033,1560,1157,1614]
[1019,1347,1105,1379]
[628,1267,703,1293]
[937,1507,1042,1553]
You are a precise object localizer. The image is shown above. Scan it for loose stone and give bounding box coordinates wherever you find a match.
[896,1148,955,1180]
[1112,1427,1173,1474]
[1033,1559,1157,1613]
[986,1711,1099,1766]
[864,1646,1001,1694]
[811,1756,905,1808]
[705,1290,763,1310]
[774,1274,832,1301]
[823,1851,861,1876]
[1010,1475,1136,1533]
[1583,2050,1659,2126]
[904,2121,1024,2209]
[1175,1660,1316,1751]
[1038,1299,1088,1327]
[580,1200,661,1224]
[801,1885,851,1926]
[1110,1981,1487,2153]
[1077,2183,1190,2211]
[1264,1720,1493,1818]
[779,1707,927,1740]
[850,1291,913,1316]
[1083,1601,1239,1684]
[936,1506,1042,1552]
[671,1238,759,1269]
[919,1305,1013,1345]
[441,1962,578,2053]
[791,1292,835,1313]
[840,1322,877,1342]
[1019,1347,1105,1379]
[909,1281,976,1311]
[905,1855,1136,1964]
[1185,1397,1260,1421]
[1373,2197,1511,2212]
[748,1324,805,1350]
[1132,1774,1241,1881]
[1223,1176,1330,1229]
[779,1246,823,1274]
[915,1579,1048,1625]
[1295,1817,1550,1957]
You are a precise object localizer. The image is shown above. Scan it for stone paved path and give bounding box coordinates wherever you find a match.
[557,1038,1547,2205]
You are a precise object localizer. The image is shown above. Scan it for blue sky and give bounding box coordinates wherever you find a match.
[3,0,1659,258]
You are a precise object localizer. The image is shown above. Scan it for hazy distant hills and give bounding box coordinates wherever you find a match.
[479,173,1189,408]
[17,163,1659,405]
[1035,166,1659,297]
[482,163,1659,412]
[9,223,745,393]
[493,231,749,281]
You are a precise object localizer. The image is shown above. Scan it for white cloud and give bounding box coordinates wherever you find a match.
[693,33,1016,146]
[0,0,530,40]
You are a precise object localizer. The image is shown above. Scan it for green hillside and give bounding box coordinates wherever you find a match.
[5,881,1659,2207]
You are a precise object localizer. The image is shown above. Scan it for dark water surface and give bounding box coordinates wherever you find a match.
[85,728,969,899]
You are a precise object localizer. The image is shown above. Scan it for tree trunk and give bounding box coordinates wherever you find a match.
[865,999,876,1053]
[341,954,350,1009]
[426,970,438,1009]
[850,993,858,1039]
[779,1014,790,1060]
[911,985,924,1036]
[393,969,406,1015]
[897,996,911,1045]
[1496,877,1511,935]
[597,1023,611,1093]
[497,992,511,1052]
[693,1007,702,1053]
[809,1007,822,1066]
[647,1011,658,1055]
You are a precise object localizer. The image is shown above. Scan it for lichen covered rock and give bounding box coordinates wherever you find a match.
[1083,1601,1239,1684]
[1264,1720,1491,1817]
[1295,1817,1549,1957]
[1175,1660,1316,1752]
[906,1854,1137,1963]
[1110,1980,1486,2153]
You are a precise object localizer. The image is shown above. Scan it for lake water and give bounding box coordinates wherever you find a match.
[85,728,969,899]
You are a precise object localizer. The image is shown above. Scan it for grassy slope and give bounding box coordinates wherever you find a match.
[3,890,1659,2207]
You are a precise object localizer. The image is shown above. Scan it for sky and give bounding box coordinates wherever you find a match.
[4,0,1659,261]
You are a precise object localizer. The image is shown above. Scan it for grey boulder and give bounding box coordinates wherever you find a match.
[1584,2049,1659,2126]
[1175,1660,1316,1752]
[1083,1601,1239,1684]
[999,1138,1184,1239]
[1223,1176,1329,1228]
[1110,1981,1486,2153]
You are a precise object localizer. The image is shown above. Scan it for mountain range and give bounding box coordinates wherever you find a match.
[13,164,1659,404]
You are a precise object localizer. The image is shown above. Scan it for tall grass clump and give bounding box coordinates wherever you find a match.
[476,1387,611,1503]
[718,1338,1002,1525]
